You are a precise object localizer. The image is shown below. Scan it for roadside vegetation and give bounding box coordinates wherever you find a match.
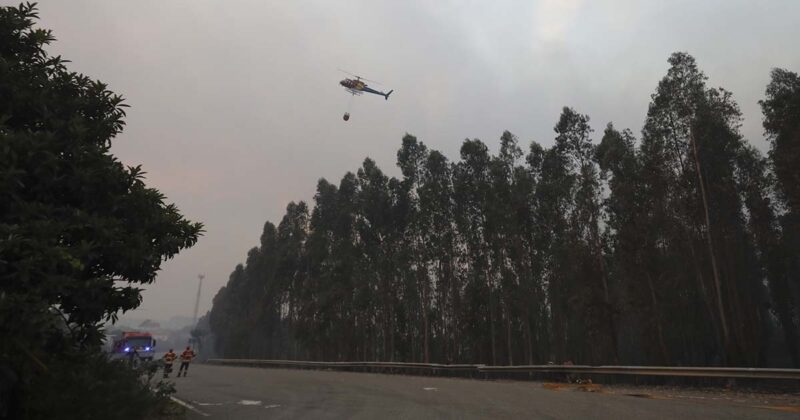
[0,3,202,419]
[209,56,800,368]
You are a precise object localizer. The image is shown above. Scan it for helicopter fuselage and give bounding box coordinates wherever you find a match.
[340,78,392,99]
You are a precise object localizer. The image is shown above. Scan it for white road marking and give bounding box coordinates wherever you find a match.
[238,400,262,405]
[194,402,223,406]
[170,396,210,417]
[423,387,438,391]
[264,404,281,409]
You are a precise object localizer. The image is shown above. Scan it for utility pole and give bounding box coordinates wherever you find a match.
[193,274,204,327]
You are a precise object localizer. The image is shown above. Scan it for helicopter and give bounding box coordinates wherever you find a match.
[340,77,393,100]
[338,69,393,121]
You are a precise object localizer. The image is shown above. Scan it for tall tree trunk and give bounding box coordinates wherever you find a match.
[419,269,431,364]
[777,308,800,367]
[410,290,417,363]
[551,294,565,363]
[506,313,514,365]
[390,310,396,362]
[687,237,722,359]
[646,272,671,364]
[450,258,460,362]
[690,129,730,364]
[486,268,498,365]
[592,220,618,363]
[525,309,533,365]
[725,249,749,365]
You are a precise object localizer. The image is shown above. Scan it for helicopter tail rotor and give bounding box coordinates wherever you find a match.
[384,90,393,100]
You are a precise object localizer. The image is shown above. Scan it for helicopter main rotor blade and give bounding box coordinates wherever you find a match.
[337,68,382,85]
[337,68,359,77]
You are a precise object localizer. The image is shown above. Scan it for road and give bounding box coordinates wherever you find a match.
[171,364,797,419]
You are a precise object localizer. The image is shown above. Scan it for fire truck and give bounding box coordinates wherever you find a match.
[111,331,157,361]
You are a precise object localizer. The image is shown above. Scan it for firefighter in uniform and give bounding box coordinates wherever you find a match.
[162,349,177,378]
[178,346,196,377]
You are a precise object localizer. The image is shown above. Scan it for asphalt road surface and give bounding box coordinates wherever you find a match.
[171,364,797,419]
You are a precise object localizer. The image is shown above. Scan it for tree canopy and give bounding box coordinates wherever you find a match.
[1,3,202,417]
[209,53,800,368]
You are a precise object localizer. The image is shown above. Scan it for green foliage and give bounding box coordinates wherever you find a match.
[760,68,800,366]
[760,68,800,211]
[0,2,202,417]
[23,350,175,420]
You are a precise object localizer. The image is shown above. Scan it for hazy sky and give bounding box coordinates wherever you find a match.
[28,0,800,322]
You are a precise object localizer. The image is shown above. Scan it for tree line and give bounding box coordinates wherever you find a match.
[209,53,800,367]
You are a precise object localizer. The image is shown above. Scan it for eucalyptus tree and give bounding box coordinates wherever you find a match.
[551,108,616,363]
[272,202,309,358]
[760,68,800,365]
[453,139,496,364]
[209,264,249,357]
[733,145,793,366]
[329,173,361,360]
[485,131,531,364]
[641,52,770,365]
[299,179,341,359]
[761,69,800,215]
[533,142,572,362]
[355,158,397,360]
[523,141,550,363]
[397,135,433,362]
[597,124,670,364]
[418,150,460,361]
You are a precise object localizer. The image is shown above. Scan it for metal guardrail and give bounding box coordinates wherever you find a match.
[207,359,800,381]
[207,359,479,371]
[477,365,800,380]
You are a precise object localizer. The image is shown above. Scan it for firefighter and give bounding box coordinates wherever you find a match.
[178,346,196,377]
[162,349,177,378]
